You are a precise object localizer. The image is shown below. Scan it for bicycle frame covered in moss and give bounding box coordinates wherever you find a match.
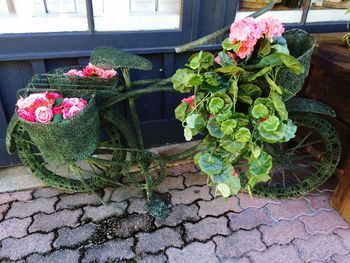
[6,1,341,218]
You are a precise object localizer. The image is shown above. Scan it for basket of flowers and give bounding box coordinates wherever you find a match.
[16,91,99,165]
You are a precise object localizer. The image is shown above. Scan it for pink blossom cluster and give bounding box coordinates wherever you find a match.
[228,17,284,59]
[65,63,117,79]
[16,92,88,123]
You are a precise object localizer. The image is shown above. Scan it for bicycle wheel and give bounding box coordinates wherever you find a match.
[253,113,341,198]
[14,112,135,192]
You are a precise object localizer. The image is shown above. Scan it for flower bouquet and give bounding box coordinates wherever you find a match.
[16,91,99,165]
[172,17,308,198]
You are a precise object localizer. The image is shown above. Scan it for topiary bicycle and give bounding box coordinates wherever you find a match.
[6,1,341,218]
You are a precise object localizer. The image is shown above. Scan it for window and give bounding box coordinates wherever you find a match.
[92,0,182,32]
[0,0,182,34]
[306,0,349,22]
[0,0,88,34]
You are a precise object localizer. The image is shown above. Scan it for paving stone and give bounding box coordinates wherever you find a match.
[228,207,274,231]
[294,234,348,262]
[82,238,135,263]
[220,258,251,263]
[166,241,218,263]
[128,198,147,214]
[266,198,314,221]
[33,187,64,198]
[185,216,230,242]
[81,201,127,222]
[170,186,212,205]
[334,228,350,251]
[183,172,208,187]
[156,176,184,193]
[136,228,183,254]
[300,210,349,235]
[304,193,333,211]
[260,220,309,246]
[136,254,167,263]
[97,213,154,239]
[198,196,242,217]
[0,233,54,260]
[155,204,199,227]
[0,217,31,240]
[29,209,82,233]
[0,190,32,205]
[56,193,100,209]
[102,187,114,202]
[248,244,302,263]
[214,229,266,258]
[238,192,280,210]
[53,223,97,248]
[167,162,198,176]
[27,249,80,263]
[0,203,10,221]
[110,186,144,202]
[5,197,57,219]
[331,253,350,263]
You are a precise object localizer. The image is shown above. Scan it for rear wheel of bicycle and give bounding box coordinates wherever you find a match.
[253,113,341,198]
[15,112,136,192]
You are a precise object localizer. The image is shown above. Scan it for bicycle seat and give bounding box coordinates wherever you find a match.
[90,46,152,71]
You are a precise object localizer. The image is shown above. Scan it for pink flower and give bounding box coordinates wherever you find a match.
[35,106,53,123]
[82,63,96,77]
[63,98,87,110]
[235,42,255,59]
[214,56,221,64]
[17,109,36,122]
[258,17,284,39]
[65,69,80,76]
[16,93,47,110]
[228,51,238,62]
[181,95,195,109]
[63,105,81,119]
[232,167,239,177]
[97,68,117,79]
[52,106,62,115]
[46,92,63,100]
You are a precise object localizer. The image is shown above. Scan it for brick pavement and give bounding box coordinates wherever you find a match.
[0,163,349,262]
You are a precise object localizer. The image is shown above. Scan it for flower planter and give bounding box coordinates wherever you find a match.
[18,92,100,165]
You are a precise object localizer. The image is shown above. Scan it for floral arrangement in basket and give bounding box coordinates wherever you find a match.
[64,63,117,79]
[16,92,88,123]
[172,17,305,198]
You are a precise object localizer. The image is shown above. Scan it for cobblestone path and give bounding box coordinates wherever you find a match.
[0,163,349,263]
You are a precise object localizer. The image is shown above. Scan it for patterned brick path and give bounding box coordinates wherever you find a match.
[0,163,349,263]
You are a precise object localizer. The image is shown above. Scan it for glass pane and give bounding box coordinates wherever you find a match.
[93,0,182,32]
[306,0,349,22]
[0,0,87,34]
[236,0,304,24]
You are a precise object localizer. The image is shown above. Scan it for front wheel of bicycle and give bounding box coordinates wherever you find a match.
[252,113,341,199]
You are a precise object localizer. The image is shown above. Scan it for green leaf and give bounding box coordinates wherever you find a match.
[247,173,270,189]
[281,119,297,142]
[215,66,244,74]
[217,183,231,198]
[186,114,206,130]
[216,111,232,122]
[54,98,63,107]
[259,116,280,132]
[276,53,305,74]
[53,114,62,123]
[247,66,272,81]
[221,139,246,153]
[238,95,253,105]
[253,98,275,116]
[174,103,188,122]
[270,91,288,120]
[171,68,194,93]
[240,84,262,99]
[207,118,224,138]
[217,51,236,67]
[212,164,232,184]
[229,79,238,112]
[248,152,273,178]
[221,119,237,135]
[271,44,290,55]
[258,38,271,57]
[251,103,269,119]
[198,152,223,176]
[232,113,249,127]
[189,51,214,70]
[208,97,225,114]
[205,72,220,86]
[264,74,283,94]
[184,126,192,141]
[235,127,251,143]
[188,74,203,86]
[222,38,241,52]
[227,176,241,195]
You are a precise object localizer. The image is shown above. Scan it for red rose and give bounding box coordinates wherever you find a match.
[52,106,62,115]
